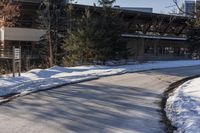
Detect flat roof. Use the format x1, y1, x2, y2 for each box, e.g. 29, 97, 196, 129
121, 34, 187, 41
71, 4, 191, 21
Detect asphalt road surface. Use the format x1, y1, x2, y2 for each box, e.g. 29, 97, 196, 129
1, 66, 200, 133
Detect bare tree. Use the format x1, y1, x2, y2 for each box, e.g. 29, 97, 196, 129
0, 0, 20, 27
0, 0, 20, 58
173, 0, 196, 16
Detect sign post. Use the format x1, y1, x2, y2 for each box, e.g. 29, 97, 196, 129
13, 46, 21, 77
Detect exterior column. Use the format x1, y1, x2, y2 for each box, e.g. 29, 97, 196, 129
0, 26, 5, 57
138, 38, 145, 61
154, 40, 158, 56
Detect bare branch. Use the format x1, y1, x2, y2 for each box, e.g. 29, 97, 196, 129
173, 0, 195, 16
0, 0, 20, 27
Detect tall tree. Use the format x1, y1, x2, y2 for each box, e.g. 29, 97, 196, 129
63, 0, 127, 66
96, 0, 127, 63
38, 0, 66, 67
63, 8, 101, 65
187, 1, 200, 58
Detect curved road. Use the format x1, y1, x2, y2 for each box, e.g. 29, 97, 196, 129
1, 66, 200, 133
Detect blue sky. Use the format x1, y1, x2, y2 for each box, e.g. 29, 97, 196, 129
76, 0, 188, 13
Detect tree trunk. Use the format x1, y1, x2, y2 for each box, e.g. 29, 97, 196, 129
48, 33, 53, 67
48, 0, 53, 68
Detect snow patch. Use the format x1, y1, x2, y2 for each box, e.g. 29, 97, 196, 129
1, 60, 200, 98
166, 77, 200, 133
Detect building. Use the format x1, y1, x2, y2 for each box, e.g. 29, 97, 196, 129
0, 0, 45, 58
73, 4, 190, 61
121, 7, 153, 13
185, 0, 196, 15
113, 5, 153, 13
0, 1, 192, 71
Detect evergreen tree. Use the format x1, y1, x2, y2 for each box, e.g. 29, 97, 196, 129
63, 1, 127, 66
63, 8, 100, 65
187, 27, 200, 58
96, 0, 127, 62
38, 0, 66, 67
187, 1, 200, 59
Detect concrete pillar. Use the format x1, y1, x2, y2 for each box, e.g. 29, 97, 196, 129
140, 39, 145, 56
0, 27, 5, 57
153, 39, 158, 56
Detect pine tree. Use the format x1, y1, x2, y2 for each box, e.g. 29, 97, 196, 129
63, 0, 127, 66
96, 0, 127, 63
63, 8, 99, 65
38, 0, 66, 67
187, 1, 200, 59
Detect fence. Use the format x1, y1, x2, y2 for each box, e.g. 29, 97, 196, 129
0, 47, 21, 76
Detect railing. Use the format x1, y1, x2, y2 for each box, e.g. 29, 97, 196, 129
0, 49, 41, 59
12, 0, 42, 3
0, 50, 13, 59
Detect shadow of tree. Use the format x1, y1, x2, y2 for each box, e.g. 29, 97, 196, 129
140, 65, 200, 78
2, 66, 200, 132
0, 82, 165, 133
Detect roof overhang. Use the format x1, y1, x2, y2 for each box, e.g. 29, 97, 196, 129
0, 27, 46, 42
121, 34, 187, 41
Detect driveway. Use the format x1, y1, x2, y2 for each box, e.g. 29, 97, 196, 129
1, 66, 200, 133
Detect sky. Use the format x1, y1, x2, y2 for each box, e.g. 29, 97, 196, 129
75, 0, 189, 13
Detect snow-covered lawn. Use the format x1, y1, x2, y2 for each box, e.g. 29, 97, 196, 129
1, 60, 200, 99
166, 77, 200, 133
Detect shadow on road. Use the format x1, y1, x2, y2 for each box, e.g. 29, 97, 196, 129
140, 65, 200, 78
2, 66, 200, 132
0, 82, 164, 133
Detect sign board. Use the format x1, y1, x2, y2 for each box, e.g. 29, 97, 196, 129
13, 46, 21, 77
14, 48, 21, 60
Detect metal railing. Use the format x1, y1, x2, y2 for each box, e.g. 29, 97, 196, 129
12, 0, 42, 3
0, 50, 13, 59
0, 50, 42, 59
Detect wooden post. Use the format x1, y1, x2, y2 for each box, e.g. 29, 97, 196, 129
12, 46, 15, 77
18, 46, 21, 77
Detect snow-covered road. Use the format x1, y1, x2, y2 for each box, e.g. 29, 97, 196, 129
1, 66, 200, 133
1, 60, 200, 98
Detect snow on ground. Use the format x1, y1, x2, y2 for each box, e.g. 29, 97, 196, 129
1, 60, 200, 98
166, 77, 200, 133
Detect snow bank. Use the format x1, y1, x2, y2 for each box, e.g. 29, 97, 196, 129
1, 60, 200, 98
166, 78, 200, 133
